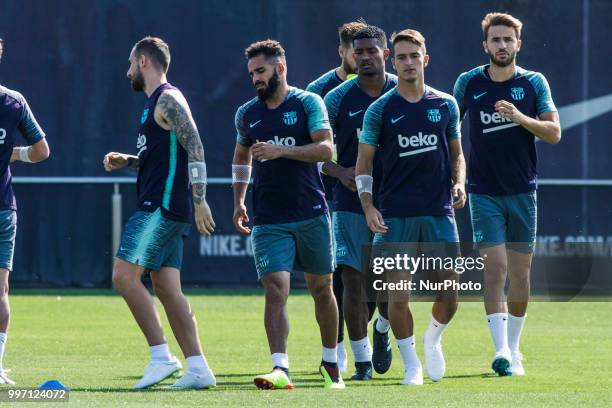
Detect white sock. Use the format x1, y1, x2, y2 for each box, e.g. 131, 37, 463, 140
150, 343, 172, 362
508, 313, 526, 353
186, 355, 210, 375
337, 341, 346, 358
322, 346, 337, 364
349, 337, 372, 363
376, 315, 390, 334
424, 317, 448, 345
397, 336, 420, 369
487, 313, 509, 353
0, 333, 6, 371
272, 353, 289, 370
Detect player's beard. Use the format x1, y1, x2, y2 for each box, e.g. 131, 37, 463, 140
257, 69, 280, 101
342, 58, 356, 76
131, 67, 145, 92
488, 49, 517, 68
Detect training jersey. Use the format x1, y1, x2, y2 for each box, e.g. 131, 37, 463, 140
0, 85, 45, 211
306, 69, 344, 202
453, 65, 557, 196
235, 87, 331, 225
324, 74, 397, 213
136, 82, 192, 223
359, 86, 461, 218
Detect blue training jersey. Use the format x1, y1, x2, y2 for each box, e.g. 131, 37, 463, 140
136, 82, 192, 223
0, 85, 45, 211
453, 65, 557, 196
324, 73, 397, 213
360, 86, 461, 218
235, 87, 331, 225
306, 69, 344, 202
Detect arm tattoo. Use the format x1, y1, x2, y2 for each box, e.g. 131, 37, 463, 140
158, 92, 206, 204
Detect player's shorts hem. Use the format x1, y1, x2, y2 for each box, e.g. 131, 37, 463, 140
115, 253, 161, 271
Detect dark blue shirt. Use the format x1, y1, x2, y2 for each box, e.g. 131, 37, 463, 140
0, 85, 45, 211
453, 65, 557, 196
360, 86, 461, 218
324, 74, 397, 213
235, 87, 331, 225
136, 83, 192, 223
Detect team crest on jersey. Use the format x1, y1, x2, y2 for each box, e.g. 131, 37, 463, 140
283, 111, 298, 126
511, 87, 525, 101
427, 109, 441, 123
140, 108, 149, 124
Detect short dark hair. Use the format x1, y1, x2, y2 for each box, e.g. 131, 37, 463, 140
390, 29, 427, 55
133, 36, 171, 73
244, 39, 286, 61
482, 12, 523, 40
352, 25, 387, 49
338, 19, 368, 48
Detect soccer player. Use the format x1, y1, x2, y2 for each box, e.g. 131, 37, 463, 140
103, 37, 216, 390
322, 25, 397, 380
453, 13, 560, 376
0, 38, 50, 385
356, 29, 465, 385
306, 19, 367, 373
232, 40, 344, 390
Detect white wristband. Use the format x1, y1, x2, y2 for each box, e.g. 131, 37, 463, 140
232, 164, 252, 184
18, 147, 33, 163
355, 175, 373, 196
188, 162, 207, 184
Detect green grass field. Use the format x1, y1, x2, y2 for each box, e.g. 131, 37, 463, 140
3, 289, 611, 407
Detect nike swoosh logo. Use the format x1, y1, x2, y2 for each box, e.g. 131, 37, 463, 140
249, 120, 262, 128
558, 93, 612, 130
473, 91, 487, 99
391, 115, 405, 124
349, 110, 363, 117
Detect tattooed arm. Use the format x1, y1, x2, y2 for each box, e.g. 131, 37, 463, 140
155, 89, 215, 235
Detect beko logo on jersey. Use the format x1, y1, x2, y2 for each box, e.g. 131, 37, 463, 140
397, 132, 438, 157
0, 128, 6, 144
267, 135, 296, 146
479, 111, 520, 134
137, 134, 147, 156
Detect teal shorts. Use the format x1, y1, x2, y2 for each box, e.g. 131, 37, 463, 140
117, 208, 190, 271
469, 192, 537, 253
251, 214, 335, 280
333, 211, 372, 272
0, 210, 17, 271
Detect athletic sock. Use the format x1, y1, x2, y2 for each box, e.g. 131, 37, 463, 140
322, 346, 338, 364
186, 355, 210, 375
508, 313, 526, 353
487, 313, 509, 353
375, 315, 390, 334
424, 316, 448, 345
396, 336, 420, 369
150, 343, 172, 362
0, 332, 6, 371
271, 353, 289, 370
349, 336, 372, 363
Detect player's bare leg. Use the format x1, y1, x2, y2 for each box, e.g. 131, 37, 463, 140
0, 268, 13, 385
506, 250, 532, 375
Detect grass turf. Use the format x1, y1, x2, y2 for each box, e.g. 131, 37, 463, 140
2, 289, 611, 407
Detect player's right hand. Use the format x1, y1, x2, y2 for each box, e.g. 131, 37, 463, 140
339, 166, 357, 192
103, 152, 128, 172
234, 204, 251, 234
364, 205, 388, 234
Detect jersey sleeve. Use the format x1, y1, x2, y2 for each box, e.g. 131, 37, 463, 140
359, 98, 385, 146
529, 72, 557, 115
305, 79, 324, 96
18, 97, 45, 144
234, 105, 252, 147
443, 96, 461, 140
452, 72, 470, 118
302, 92, 331, 134
323, 88, 343, 131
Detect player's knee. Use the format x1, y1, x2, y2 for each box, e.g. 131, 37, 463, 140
309, 278, 334, 302
485, 262, 507, 286
112, 269, 136, 292
0, 281, 8, 299
264, 281, 288, 305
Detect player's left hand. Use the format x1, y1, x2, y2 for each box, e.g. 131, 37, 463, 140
252, 142, 284, 162
452, 183, 466, 209
194, 200, 216, 235
495, 100, 526, 125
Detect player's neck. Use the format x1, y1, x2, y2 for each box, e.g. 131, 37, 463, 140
358, 71, 387, 97
396, 78, 425, 103
487, 62, 516, 82
264, 82, 289, 109
144, 75, 167, 97
335, 66, 348, 81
